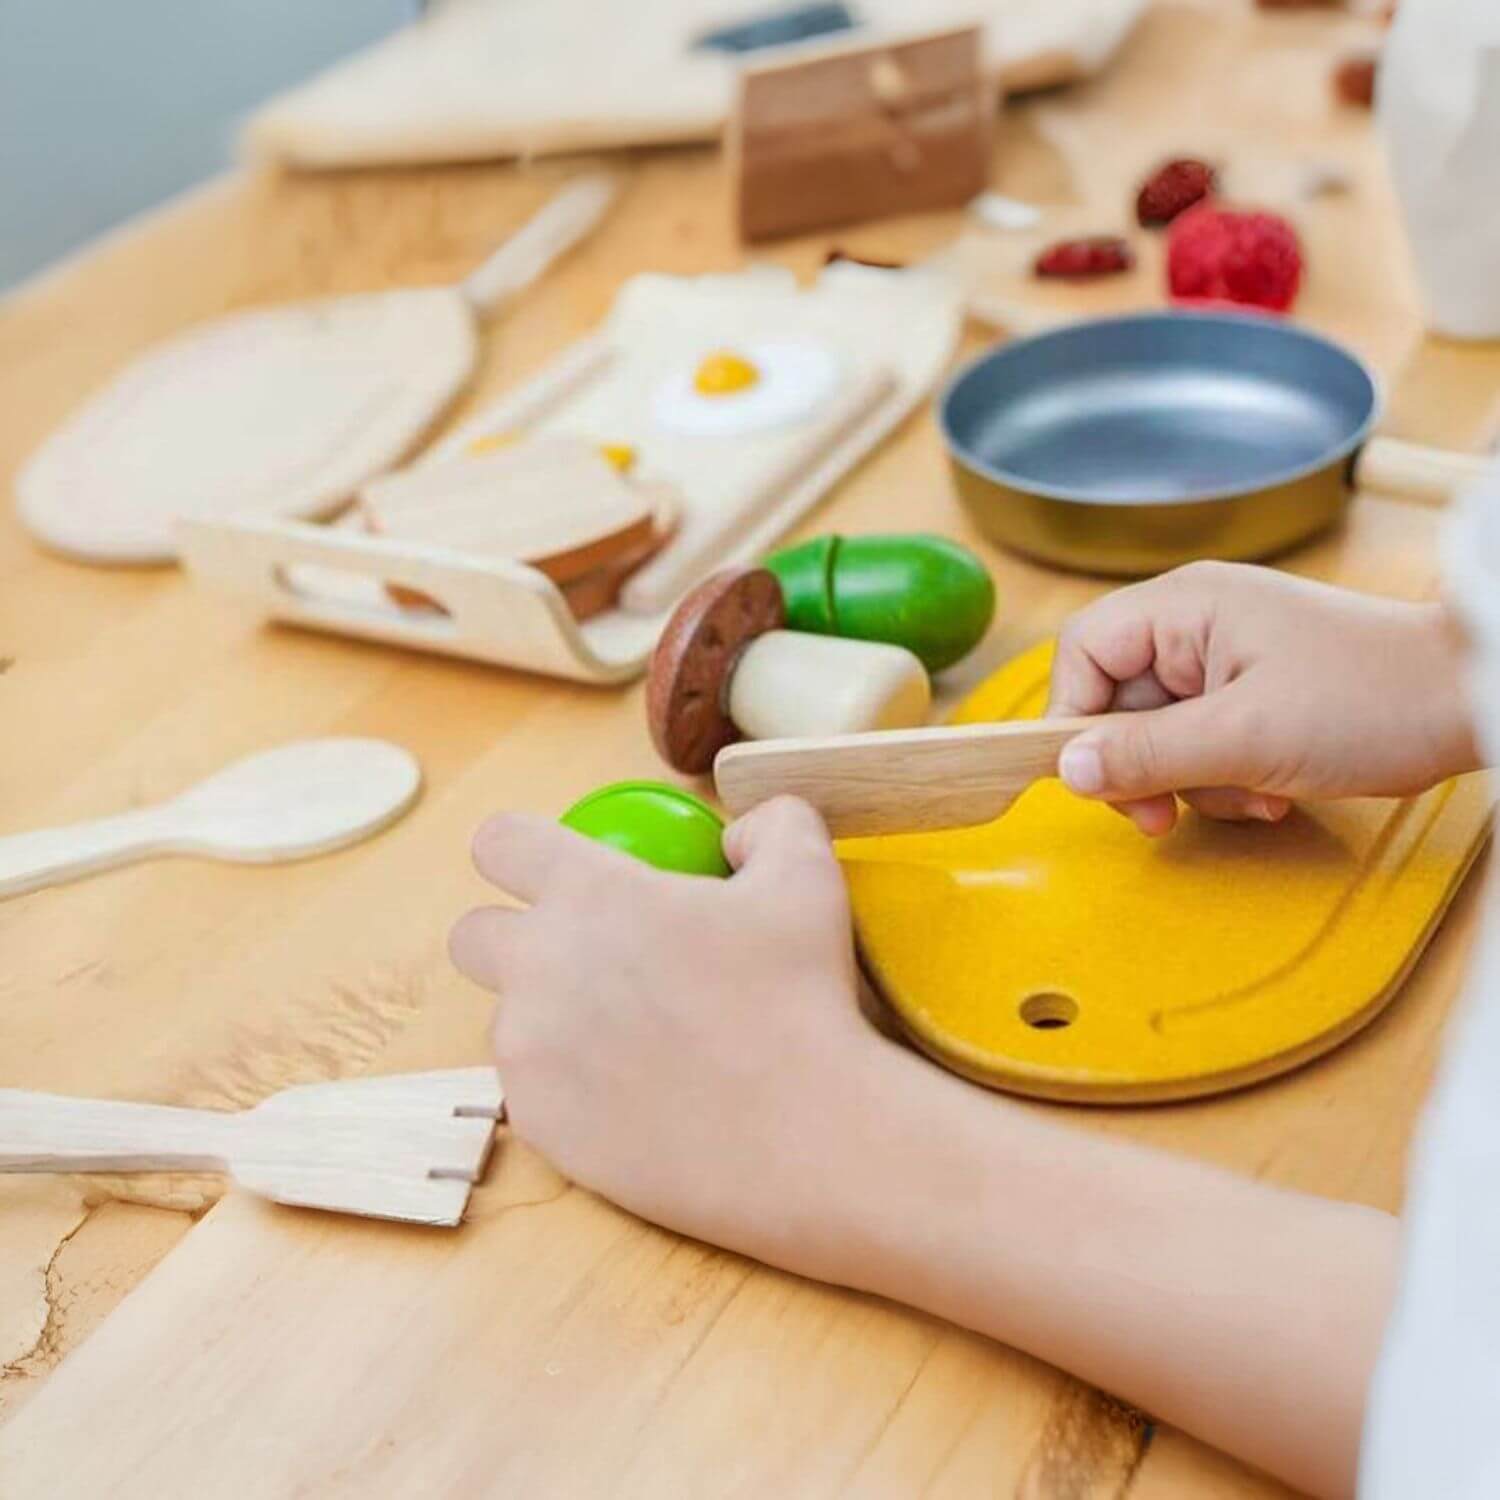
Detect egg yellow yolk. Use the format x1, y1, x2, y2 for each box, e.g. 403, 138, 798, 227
598, 442, 636, 472
466, 430, 520, 456
693, 351, 759, 397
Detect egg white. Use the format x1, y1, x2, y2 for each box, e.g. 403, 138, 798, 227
652, 342, 841, 437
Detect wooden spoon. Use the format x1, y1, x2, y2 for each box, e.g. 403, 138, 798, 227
714, 718, 1105, 837
0, 738, 421, 899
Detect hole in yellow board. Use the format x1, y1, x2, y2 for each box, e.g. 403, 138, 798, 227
1020, 992, 1077, 1030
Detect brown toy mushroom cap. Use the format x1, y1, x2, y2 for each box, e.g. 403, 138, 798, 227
646, 566, 785, 774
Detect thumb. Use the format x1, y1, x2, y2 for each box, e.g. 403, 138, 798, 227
1057, 692, 1264, 804
723, 795, 836, 879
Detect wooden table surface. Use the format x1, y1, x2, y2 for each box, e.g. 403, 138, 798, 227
1, 4, 1497, 1495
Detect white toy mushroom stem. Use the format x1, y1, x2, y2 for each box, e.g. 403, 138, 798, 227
728, 630, 930, 742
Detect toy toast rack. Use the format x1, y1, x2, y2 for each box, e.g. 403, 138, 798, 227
177, 261, 962, 684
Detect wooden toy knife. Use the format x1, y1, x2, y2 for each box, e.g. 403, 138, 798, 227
713, 717, 1107, 837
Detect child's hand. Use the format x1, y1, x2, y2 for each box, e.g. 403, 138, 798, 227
450, 773, 1400, 1500
1047, 561, 1480, 835
448, 796, 898, 1281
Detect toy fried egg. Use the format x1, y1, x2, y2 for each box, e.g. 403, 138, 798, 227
653, 343, 840, 437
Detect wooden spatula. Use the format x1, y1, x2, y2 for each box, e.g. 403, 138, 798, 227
713, 717, 1105, 837
0, 1069, 504, 1227
17, 174, 618, 564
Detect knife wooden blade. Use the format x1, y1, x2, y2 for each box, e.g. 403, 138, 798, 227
713, 717, 1106, 838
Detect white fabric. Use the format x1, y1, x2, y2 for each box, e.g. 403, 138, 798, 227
1378, 3, 1500, 339
1361, 480, 1500, 1496
242, 0, 1148, 169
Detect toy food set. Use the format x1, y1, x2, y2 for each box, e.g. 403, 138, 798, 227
835, 641, 1494, 1103
16, 176, 617, 564
730, 27, 994, 241
0, 1069, 503, 1227
647, 534, 994, 774
178, 261, 964, 685
243, 0, 1150, 171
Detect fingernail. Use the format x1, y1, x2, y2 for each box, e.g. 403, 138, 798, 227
1059, 740, 1105, 796
1250, 796, 1290, 823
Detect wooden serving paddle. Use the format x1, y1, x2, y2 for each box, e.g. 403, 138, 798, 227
0, 1069, 504, 1227
17, 174, 617, 564
714, 717, 1105, 837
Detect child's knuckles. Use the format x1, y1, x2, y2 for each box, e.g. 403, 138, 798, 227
761, 794, 831, 842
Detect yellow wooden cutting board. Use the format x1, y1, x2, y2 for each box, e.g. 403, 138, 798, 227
841, 641, 1493, 1103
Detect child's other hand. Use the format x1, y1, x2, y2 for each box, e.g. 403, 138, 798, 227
1047, 561, 1480, 836
449, 797, 894, 1280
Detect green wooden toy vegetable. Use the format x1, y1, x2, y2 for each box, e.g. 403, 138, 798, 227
762, 533, 994, 673
560, 781, 731, 878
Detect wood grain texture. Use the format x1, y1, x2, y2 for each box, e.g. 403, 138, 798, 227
0, 1, 1495, 1492
715, 716, 1102, 836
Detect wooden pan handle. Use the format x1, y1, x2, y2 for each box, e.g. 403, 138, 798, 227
713, 716, 1105, 838
1355, 436, 1493, 507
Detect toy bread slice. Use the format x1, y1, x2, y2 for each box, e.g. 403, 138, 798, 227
559, 482, 679, 620
362, 437, 657, 585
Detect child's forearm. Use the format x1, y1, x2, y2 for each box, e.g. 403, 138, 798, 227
826, 1045, 1400, 1500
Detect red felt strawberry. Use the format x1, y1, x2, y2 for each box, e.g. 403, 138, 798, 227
1166, 205, 1304, 313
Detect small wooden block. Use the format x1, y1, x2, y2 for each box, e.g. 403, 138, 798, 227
647, 567, 785, 774
730, 26, 995, 243
362, 437, 656, 585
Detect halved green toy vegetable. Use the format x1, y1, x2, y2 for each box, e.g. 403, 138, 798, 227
560, 780, 731, 878
763, 532, 995, 673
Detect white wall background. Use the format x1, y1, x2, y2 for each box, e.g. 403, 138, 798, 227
0, 0, 414, 290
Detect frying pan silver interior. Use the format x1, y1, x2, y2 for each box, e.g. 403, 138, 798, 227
939, 311, 1489, 575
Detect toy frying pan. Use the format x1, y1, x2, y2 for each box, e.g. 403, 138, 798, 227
940, 310, 1493, 576
16, 174, 617, 565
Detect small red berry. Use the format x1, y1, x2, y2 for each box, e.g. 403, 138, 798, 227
1166, 204, 1304, 313
1033, 235, 1135, 279
1136, 158, 1217, 227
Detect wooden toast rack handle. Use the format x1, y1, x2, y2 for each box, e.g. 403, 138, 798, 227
713, 716, 1106, 838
